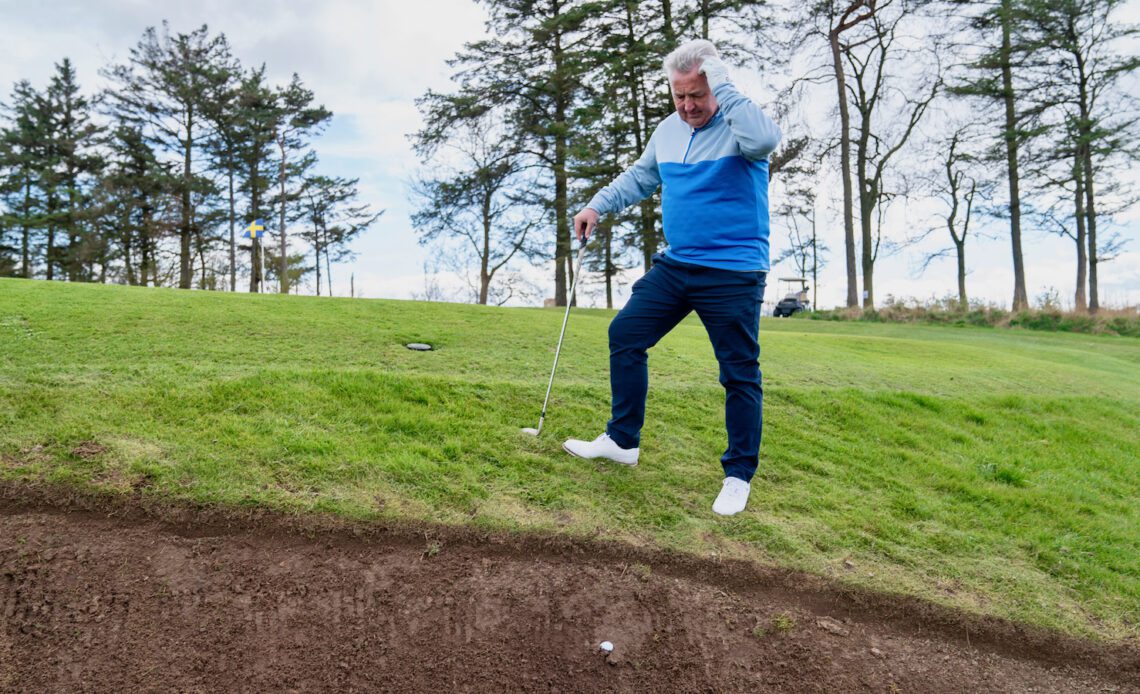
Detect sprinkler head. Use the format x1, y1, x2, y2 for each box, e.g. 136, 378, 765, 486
520, 427, 540, 436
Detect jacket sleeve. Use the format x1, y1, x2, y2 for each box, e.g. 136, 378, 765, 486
712, 82, 782, 161
585, 130, 662, 215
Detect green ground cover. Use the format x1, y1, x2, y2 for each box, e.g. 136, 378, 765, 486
2, 278, 1137, 639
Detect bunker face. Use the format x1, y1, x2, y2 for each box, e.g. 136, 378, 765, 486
405, 343, 433, 351
3, 500, 1123, 693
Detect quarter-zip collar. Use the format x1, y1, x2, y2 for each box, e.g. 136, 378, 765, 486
683, 108, 723, 164
688, 108, 724, 135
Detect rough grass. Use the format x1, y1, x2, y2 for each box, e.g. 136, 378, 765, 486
807, 297, 1140, 336
1, 277, 1137, 641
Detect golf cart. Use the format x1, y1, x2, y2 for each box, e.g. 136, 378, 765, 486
772, 277, 810, 317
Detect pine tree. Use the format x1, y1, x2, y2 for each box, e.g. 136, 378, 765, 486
0, 81, 51, 278
98, 124, 177, 286
46, 58, 105, 282
231, 66, 279, 293
102, 22, 237, 289
950, 0, 1038, 311
271, 74, 331, 294
447, 0, 602, 306
1018, 0, 1138, 313
200, 57, 245, 291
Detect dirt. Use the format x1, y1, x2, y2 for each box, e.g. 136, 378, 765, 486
2, 483, 1137, 693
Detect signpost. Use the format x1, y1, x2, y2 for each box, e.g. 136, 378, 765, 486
243, 219, 266, 293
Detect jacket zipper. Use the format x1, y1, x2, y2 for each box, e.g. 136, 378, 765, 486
682, 129, 697, 165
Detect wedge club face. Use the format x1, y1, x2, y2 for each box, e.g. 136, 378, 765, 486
521, 414, 545, 437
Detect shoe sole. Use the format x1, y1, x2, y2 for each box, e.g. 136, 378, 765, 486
561, 443, 638, 467
712, 506, 746, 516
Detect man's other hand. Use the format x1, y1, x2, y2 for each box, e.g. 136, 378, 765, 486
698, 55, 730, 89
573, 208, 599, 243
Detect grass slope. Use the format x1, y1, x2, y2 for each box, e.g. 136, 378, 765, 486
2, 278, 1137, 640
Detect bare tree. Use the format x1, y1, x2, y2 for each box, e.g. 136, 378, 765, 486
916, 123, 995, 309
295, 175, 382, 297
411, 112, 542, 305
773, 138, 829, 311
842, 3, 941, 308
824, 0, 881, 307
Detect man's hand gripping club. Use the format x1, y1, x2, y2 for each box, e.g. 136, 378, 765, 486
573, 207, 599, 243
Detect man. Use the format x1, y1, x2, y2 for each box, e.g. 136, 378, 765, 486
563, 39, 781, 516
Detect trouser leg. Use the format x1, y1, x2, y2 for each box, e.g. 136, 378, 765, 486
606, 260, 690, 449
690, 269, 767, 482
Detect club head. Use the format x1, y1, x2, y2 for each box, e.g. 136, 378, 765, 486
520, 427, 540, 436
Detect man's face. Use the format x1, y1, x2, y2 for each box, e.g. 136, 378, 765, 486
670, 68, 718, 129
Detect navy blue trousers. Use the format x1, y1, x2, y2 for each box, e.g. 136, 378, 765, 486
605, 253, 767, 482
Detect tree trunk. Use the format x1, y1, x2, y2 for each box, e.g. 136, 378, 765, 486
249, 162, 262, 293
661, 0, 675, 43
249, 237, 261, 293
123, 207, 136, 286
46, 215, 56, 280
830, 30, 859, 308
198, 236, 207, 288
141, 211, 153, 287
480, 193, 492, 305
314, 239, 322, 296
20, 176, 32, 278
638, 202, 658, 271
946, 162, 966, 310
553, 32, 571, 307
621, 5, 658, 274
325, 244, 333, 297
180, 116, 193, 289
811, 213, 819, 311
66, 160, 79, 282
1083, 149, 1099, 314
857, 118, 875, 309
604, 220, 614, 309
278, 134, 289, 294
1000, 0, 1028, 311
228, 160, 236, 292
1073, 161, 1087, 311
1074, 49, 1098, 315
955, 238, 968, 310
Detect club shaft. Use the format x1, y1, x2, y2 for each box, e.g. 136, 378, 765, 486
538, 243, 587, 427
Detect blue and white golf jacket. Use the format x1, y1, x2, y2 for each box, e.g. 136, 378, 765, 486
586, 82, 782, 272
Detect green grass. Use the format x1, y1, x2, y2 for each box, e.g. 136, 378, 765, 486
2, 277, 1137, 640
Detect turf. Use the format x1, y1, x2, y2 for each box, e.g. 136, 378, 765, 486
1, 278, 1137, 640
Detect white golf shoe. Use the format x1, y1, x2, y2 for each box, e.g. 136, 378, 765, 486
712, 477, 751, 516
562, 433, 639, 466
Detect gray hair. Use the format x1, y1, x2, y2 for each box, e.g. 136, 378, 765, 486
663, 39, 720, 79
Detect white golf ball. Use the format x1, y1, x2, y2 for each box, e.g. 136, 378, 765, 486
599, 641, 614, 653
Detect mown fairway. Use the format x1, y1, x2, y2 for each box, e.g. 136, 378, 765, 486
1, 278, 1137, 640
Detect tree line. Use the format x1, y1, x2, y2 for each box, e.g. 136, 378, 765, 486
0, 22, 381, 295
411, 0, 1136, 312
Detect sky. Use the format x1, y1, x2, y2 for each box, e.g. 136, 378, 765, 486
1, 0, 1137, 310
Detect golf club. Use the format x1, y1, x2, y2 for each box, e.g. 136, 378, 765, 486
521, 240, 588, 437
